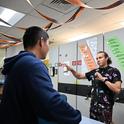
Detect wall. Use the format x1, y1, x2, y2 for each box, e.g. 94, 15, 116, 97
104, 28, 124, 124
49, 28, 124, 124
0, 49, 6, 68
6, 44, 23, 57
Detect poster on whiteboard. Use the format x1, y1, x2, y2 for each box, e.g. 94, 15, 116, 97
104, 28, 124, 87
78, 37, 98, 73
63, 61, 70, 76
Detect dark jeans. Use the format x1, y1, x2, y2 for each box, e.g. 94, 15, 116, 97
90, 101, 113, 124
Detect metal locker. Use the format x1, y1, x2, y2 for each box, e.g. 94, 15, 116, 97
77, 34, 104, 117
58, 42, 77, 108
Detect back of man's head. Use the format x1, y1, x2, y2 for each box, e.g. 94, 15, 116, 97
23, 26, 49, 49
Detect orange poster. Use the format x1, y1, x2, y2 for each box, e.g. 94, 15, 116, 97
79, 43, 97, 71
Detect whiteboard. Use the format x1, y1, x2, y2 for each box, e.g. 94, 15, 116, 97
77, 34, 104, 86
104, 28, 124, 88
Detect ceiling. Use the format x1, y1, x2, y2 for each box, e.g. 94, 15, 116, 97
0, 0, 124, 45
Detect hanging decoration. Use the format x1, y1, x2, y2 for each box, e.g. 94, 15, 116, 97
26, 0, 59, 24
0, 0, 124, 48
26, 0, 124, 30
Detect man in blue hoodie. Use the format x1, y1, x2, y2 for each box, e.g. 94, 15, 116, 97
0, 26, 81, 124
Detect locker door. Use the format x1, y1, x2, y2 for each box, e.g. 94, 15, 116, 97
104, 28, 124, 124
104, 28, 124, 87
58, 42, 77, 108
77, 34, 103, 117
49, 46, 59, 90
113, 102, 124, 124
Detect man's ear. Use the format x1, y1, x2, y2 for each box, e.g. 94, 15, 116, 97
39, 40, 43, 48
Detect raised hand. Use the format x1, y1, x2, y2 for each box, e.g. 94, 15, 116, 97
95, 72, 107, 82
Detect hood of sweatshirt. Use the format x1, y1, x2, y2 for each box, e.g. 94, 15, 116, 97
2, 51, 35, 75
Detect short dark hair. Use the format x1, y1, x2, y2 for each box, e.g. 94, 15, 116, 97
23, 26, 49, 49
97, 51, 112, 65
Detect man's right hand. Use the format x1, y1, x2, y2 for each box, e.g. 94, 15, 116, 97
65, 64, 73, 71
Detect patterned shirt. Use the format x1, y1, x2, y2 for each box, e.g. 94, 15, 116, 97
85, 66, 122, 105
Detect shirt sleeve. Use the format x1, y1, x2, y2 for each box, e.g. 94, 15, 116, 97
112, 68, 122, 83
26, 61, 81, 124
85, 69, 96, 81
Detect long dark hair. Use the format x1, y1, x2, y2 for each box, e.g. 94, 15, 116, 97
97, 51, 112, 65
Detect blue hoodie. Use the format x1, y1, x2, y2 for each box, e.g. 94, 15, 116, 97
0, 51, 81, 124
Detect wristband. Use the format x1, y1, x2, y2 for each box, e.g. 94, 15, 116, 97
103, 78, 109, 83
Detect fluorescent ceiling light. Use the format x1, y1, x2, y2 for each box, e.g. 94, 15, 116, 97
69, 33, 91, 42
0, 6, 25, 27
0, 22, 11, 27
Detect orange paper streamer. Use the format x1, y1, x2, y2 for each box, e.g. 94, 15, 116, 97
65, 0, 92, 8
65, 0, 124, 9
79, 43, 97, 71
0, 44, 10, 49
26, 0, 58, 24
65, 6, 84, 23
0, 32, 22, 42
95, 0, 124, 10
50, 6, 84, 30
0, 39, 12, 43
43, 22, 53, 31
